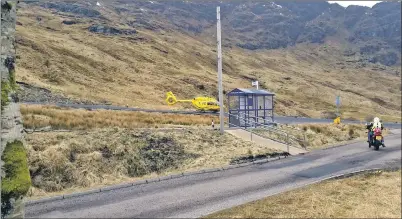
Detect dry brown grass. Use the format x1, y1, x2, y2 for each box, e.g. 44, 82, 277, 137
16, 6, 401, 121
26, 128, 280, 199
21, 104, 219, 129
206, 169, 402, 218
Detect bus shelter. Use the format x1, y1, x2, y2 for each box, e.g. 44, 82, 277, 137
227, 88, 275, 128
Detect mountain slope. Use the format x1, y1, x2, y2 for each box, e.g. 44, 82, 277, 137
15, 1, 401, 121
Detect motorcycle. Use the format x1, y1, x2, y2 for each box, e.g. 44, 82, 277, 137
369, 127, 383, 151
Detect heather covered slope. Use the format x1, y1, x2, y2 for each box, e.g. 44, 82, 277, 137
15, 1, 401, 121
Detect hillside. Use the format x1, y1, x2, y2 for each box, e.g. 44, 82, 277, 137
15, 1, 401, 121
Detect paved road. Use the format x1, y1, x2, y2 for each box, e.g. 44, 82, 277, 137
25, 130, 401, 218
22, 102, 215, 115
21, 102, 401, 128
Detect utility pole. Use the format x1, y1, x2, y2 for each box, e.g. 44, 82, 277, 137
0, 0, 3, 113
216, 6, 224, 134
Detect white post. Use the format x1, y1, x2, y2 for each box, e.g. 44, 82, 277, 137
217, 6, 224, 134
252, 81, 259, 90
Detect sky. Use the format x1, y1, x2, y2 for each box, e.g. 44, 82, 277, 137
328, 1, 382, 7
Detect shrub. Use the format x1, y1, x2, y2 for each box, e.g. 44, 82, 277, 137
309, 125, 323, 134
137, 134, 189, 174
1, 67, 17, 111
1, 141, 31, 217
348, 129, 355, 137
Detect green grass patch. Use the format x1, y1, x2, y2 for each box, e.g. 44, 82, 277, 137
9, 69, 17, 90
1, 140, 31, 217
1, 69, 18, 111
1, 81, 11, 111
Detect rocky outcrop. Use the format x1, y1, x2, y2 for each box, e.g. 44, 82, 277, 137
1, 0, 19, 142
33, 0, 401, 66
351, 2, 401, 50
1, 1, 16, 82
62, 20, 79, 25
369, 52, 399, 66
88, 24, 137, 35
41, 2, 101, 18
1, 1, 30, 218
16, 81, 97, 105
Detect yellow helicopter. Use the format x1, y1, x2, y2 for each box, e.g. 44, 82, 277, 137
165, 91, 221, 112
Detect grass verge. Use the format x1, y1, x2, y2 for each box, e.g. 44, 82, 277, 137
1, 141, 32, 217
206, 169, 401, 218
26, 128, 280, 198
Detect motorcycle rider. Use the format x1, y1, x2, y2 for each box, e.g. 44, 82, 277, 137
369, 117, 385, 147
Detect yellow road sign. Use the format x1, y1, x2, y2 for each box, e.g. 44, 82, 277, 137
334, 117, 341, 124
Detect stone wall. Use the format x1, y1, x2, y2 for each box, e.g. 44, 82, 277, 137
1, 1, 27, 218
1, 0, 17, 81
